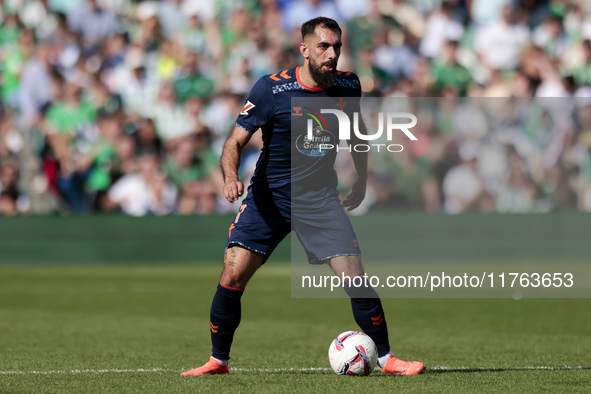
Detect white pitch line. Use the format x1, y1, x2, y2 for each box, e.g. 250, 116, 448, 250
0, 366, 588, 375
230, 366, 590, 372
0, 368, 167, 375
429, 366, 588, 371
230, 367, 331, 372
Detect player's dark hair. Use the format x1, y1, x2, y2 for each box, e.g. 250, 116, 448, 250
301, 17, 342, 41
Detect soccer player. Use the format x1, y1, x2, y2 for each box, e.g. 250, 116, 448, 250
181, 17, 425, 376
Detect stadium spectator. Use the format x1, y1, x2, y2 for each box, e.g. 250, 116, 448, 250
442, 142, 494, 214
158, 0, 185, 38
101, 33, 126, 70
67, 0, 119, 51
83, 113, 123, 207
419, 2, 463, 59
496, 146, 542, 213
430, 40, 472, 96
104, 153, 177, 216
335, 0, 368, 21
133, 1, 164, 52
474, 5, 530, 72
377, 0, 426, 39
152, 81, 195, 141
105, 45, 160, 118
112, 133, 139, 180
133, 118, 163, 157
18, 41, 54, 126
346, 0, 403, 66
43, 82, 97, 212
155, 39, 181, 81
0, 159, 26, 216
2, 28, 33, 109
176, 3, 215, 56
164, 133, 217, 214
572, 39, 591, 86
19, 0, 54, 37
173, 51, 214, 101
282, 0, 342, 33
374, 30, 419, 83
532, 15, 569, 63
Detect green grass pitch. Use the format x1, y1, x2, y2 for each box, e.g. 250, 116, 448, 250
0, 265, 590, 393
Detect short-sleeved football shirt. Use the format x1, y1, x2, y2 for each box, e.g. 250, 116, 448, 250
235, 66, 361, 206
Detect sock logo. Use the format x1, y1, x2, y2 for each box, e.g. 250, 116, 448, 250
371, 313, 383, 326
210, 322, 219, 333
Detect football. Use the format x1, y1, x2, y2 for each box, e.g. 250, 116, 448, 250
328, 331, 378, 376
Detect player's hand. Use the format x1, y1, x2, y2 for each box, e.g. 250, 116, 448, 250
223, 180, 244, 203
342, 179, 366, 211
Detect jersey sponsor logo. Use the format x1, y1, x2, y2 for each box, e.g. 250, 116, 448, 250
295, 126, 336, 157
294, 106, 335, 156
292, 106, 303, 116
240, 101, 255, 115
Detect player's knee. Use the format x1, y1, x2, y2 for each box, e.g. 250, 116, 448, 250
329, 255, 364, 278
220, 246, 264, 289
220, 270, 248, 290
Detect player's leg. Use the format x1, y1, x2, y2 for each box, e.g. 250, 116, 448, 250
327, 256, 390, 357
182, 193, 290, 376
328, 255, 425, 375
212, 246, 265, 359
181, 246, 264, 376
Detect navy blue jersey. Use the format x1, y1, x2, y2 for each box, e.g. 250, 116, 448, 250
235, 66, 361, 205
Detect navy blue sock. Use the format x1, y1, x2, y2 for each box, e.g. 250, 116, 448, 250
344, 281, 390, 357
210, 283, 244, 360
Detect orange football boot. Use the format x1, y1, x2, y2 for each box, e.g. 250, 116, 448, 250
180, 358, 229, 376
380, 356, 425, 375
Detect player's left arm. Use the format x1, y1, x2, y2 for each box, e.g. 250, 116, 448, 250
342, 104, 368, 211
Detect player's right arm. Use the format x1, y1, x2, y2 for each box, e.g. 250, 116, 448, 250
221, 125, 253, 203
222, 76, 275, 203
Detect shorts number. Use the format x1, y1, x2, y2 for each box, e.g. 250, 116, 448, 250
229, 205, 247, 237
235, 204, 247, 223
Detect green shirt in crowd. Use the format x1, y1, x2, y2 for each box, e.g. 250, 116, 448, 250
164, 148, 218, 188
0, 24, 20, 47
173, 73, 214, 102
1, 48, 25, 103
86, 140, 116, 192
46, 99, 97, 135
431, 60, 472, 96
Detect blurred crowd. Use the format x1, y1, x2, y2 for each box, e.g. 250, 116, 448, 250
344, 97, 591, 215
1, 0, 591, 216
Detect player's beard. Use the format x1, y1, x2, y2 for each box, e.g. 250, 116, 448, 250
309, 57, 337, 88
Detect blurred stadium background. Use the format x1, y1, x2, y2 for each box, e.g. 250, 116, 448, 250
1, 0, 591, 216
2, 2, 591, 391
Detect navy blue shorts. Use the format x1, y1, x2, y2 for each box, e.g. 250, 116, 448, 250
225, 192, 360, 264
